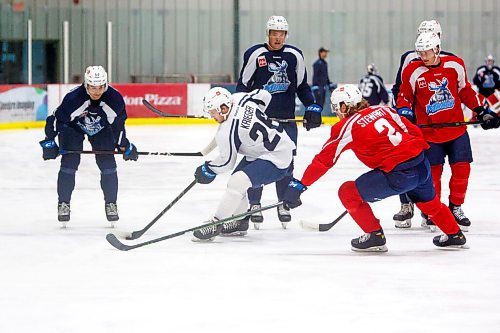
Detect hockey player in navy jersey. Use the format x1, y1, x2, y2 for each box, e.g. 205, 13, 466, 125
473, 54, 500, 113
358, 63, 389, 106
192, 87, 295, 241
39, 66, 138, 226
391, 20, 456, 229
236, 15, 321, 228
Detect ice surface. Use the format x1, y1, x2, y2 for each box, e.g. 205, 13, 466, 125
1, 125, 499, 333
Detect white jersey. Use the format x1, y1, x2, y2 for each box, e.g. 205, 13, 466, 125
207, 89, 295, 174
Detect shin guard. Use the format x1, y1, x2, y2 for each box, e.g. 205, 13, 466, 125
449, 162, 470, 206
416, 195, 460, 234
430, 164, 444, 200
338, 181, 381, 233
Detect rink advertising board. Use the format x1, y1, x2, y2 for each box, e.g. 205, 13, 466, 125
113, 83, 187, 118
0, 85, 48, 123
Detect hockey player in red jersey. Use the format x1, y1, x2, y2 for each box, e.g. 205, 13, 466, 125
283, 84, 467, 252
397, 32, 500, 231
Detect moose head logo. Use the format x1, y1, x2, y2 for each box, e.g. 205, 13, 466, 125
263, 60, 290, 94
426, 78, 455, 114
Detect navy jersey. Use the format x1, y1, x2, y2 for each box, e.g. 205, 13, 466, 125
236, 43, 315, 119
312, 58, 332, 88
391, 49, 455, 101
45, 84, 129, 147
473, 65, 500, 97
359, 74, 389, 106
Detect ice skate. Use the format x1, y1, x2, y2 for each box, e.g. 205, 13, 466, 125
351, 229, 388, 252
192, 220, 223, 242
421, 212, 436, 232
105, 202, 119, 227
277, 204, 291, 229
449, 204, 471, 232
221, 216, 249, 237
393, 203, 414, 228
433, 230, 469, 249
250, 204, 263, 229
58, 202, 70, 228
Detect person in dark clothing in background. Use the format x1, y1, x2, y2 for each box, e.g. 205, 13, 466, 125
312, 47, 337, 110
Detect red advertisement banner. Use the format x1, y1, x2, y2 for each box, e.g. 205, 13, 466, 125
113, 83, 187, 118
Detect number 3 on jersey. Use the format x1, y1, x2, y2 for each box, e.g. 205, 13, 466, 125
374, 118, 402, 146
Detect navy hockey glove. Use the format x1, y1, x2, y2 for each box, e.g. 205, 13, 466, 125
328, 83, 338, 92
195, 162, 216, 184
122, 143, 139, 161
474, 106, 500, 130
283, 179, 308, 209
39, 138, 59, 160
397, 107, 415, 123
304, 104, 322, 131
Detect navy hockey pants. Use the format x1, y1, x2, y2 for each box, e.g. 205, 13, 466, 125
57, 126, 118, 204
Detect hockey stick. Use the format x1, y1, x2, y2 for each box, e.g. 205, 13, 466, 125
106, 202, 282, 251
60, 150, 203, 156
122, 179, 197, 240
142, 99, 303, 123
419, 121, 483, 128
299, 210, 348, 232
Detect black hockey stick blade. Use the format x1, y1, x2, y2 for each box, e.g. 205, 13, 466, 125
143, 99, 205, 118
106, 202, 282, 251
144, 98, 301, 123
419, 120, 483, 128
318, 210, 349, 232
125, 179, 197, 240
60, 150, 203, 157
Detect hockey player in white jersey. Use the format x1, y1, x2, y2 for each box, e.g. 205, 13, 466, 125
192, 87, 295, 241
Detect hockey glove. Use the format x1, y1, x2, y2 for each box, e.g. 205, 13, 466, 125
304, 104, 323, 131
397, 107, 416, 123
283, 178, 308, 209
195, 162, 216, 184
122, 143, 139, 161
328, 83, 338, 92
39, 138, 59, 160
474, 106, 500, 130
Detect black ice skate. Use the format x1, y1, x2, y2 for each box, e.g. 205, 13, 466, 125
58, 202, 70, 227
433, 230, 469, 249
393, 203, 414, 228
250, 204, 264, 229
192, 220, 223, 242
421, 212, 437, 232
449, 204, 471, 232
105, 202, 119, 226
277, 204, 291, 229
221, 216, 249, 237
351, 229, 388, 252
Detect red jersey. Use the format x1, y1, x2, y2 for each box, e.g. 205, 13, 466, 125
300, 105, 429, 187
397, 55, 482, 143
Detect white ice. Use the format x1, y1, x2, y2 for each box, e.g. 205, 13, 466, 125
1, 124, 499, 333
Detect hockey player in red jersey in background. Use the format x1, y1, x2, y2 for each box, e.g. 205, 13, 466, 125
282, 84, 467, 252
396, 32, 500, 231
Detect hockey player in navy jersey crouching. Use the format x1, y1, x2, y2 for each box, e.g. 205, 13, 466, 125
192, 87, 296, 242
39, 66, 138, 226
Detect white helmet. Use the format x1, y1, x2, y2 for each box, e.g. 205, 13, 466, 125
367, 63, 377, 75
84, 65, 108, 90
415, 31, 440, 54
266, 15, 288, 37
330, 84, 363, 116
203, 87, 233, 120
485, 54, 495, 69
417, 20, 442, 37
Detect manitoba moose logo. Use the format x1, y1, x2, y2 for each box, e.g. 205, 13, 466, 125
263, 60, 290, 94
426, 78, 455, 115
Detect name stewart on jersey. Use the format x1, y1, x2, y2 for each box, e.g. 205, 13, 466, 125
240, 105, 255, 130
356, 108, 386, 127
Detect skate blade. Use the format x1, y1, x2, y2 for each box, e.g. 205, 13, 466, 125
253, 222, 262, 230
281, 222, 288, 229
109, 222, 116, 229
395, 219, 412, 229
437, 244, 470, 250
459, 225, 469, 232
351, 245, 388, 253
191, 236, 216, 243
60, 222, 68, 229
220, 231, 247, 237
